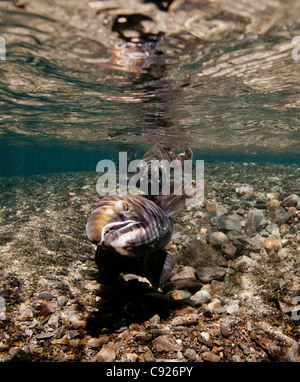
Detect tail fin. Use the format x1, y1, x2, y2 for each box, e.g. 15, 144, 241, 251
142, 143, 193, 164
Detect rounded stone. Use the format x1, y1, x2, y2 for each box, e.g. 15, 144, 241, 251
183, 348, 197, 361
190, 290, 211, 305
209, 231, 228, 247
264, 237, 282, 252
233, 255, 253, 271
171, 266, 196, 281
95, 342, 117, 362
206, 201, 219, 211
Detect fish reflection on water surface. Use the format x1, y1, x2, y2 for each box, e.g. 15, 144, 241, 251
86, 144, 196, 288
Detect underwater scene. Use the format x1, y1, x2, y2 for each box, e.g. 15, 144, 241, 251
0, 0, 299, 363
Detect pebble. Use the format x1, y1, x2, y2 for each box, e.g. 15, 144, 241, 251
162, 279, 203, 294
38, 299, 55, 317
216, 215, 242, 231
84, 282, 99, 292
168, 290, 192, 300
37, 277, 48, 288
47, 313, 59, 328
245, 209, 267, 237
277, 247, 289, 261
19, 306, 33, 321
217, 206, 228, 217
211, 280, 226, 294
186, 240, 219, 267
35, 290, 52, 300
124, 353, 138, 362
279, 224, 289, 234
236, 185, 254, 195
246, 354, 257, 362
170, 266, 196, 281
57, 296, 67, 306
94, 342, 117, 362
149, 314, 160, 324
190, 290, 211, 305
238, 341, 250, 355
71, 319, 86, 329
221, 241, 237, 259
196, 266, 226, 283
267, 192, 279, 199
54, 326, 66, 339
144, 348, 156, 362
152, 335, 182, 353
220, 323, 231, 337
202, 351, 221, 362
209, 231, 228, 247
266, 223, 280, 237
134, 331, 153, 344
227, 231, 263, 251
200, 227, 207, 235
172, 313, 199, 327
267, 206, 292, 225
88, 335, 109, 349
264, 237, 282, 252
226, 301, 239, 315
67, 312, 86, 329
201, 331, 210, 342
231, 355, 241, 362
35, 332, 54, 340
206, 201, 219, 211
267, 200, 281, 207
206, 298, 221, 312
233, 255, 253, 271
282, 194, 299, 207
183, 348, 197, 361
55, 335, 69, 345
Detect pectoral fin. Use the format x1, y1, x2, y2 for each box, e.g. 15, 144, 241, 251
143, 250, 175, 289
158, 252, 175, 286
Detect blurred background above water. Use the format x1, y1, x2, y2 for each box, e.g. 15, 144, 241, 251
0, 0, 299, 176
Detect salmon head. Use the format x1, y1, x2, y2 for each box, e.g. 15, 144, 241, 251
86, 194, 173, 257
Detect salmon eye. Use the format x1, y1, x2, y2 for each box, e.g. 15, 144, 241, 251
116, 200, 130, 213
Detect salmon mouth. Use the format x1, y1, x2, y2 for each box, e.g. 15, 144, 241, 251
100, 220, 137, 245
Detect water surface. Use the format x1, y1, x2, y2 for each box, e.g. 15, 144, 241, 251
0, 0, 299, 176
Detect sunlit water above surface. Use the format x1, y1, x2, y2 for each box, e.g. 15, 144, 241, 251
0, 0, 299, 176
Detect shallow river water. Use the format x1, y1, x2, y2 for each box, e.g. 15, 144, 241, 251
0, 0, 299, 176
0, 0, 300, 363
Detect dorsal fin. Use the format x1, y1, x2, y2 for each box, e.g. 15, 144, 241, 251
139, 144, 195, 215
154, 181, 196, 217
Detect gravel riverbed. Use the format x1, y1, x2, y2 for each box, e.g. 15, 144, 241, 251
0, 162, 299, 362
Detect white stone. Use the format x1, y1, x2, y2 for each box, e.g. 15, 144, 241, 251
226, 300, 240, 314
190, 290, 211, 305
